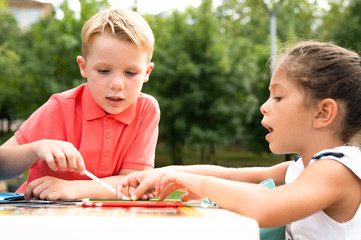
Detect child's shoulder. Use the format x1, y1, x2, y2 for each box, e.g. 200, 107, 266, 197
137, 93, 160, 111
313, 146, 361, 179
52, 84, 86, 101
138, 92, 158, 104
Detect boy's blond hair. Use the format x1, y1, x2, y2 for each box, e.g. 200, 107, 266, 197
81, 8, 154, 61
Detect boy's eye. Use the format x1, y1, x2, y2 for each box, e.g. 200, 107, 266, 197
98, 69, 110, 74
126, 71, 137, 76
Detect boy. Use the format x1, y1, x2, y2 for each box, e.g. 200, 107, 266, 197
0, 8, 159, 200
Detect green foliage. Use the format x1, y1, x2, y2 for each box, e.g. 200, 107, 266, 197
0, 0, 359, 163
317, 0, 361, 52
79, 0, 110, 24
19, 6, 82, 117
0, 9, 22, 125
14, 0, 109, 118
145, 0, 265, 163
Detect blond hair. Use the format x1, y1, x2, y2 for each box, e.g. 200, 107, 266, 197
81, 8, 154, 61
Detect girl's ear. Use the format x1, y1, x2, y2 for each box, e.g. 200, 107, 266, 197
313, 98, 338, 128
77, 56, 87, 78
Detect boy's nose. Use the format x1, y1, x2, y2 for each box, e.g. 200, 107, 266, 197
110, 76, 125, 90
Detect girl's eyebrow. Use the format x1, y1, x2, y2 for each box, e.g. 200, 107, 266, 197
269, 82, 282, 91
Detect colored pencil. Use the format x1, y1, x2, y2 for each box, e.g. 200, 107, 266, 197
77, 201, 183, 208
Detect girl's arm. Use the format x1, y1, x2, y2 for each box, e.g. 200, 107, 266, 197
118, 161, 292, 200
163, 161, 291, 184
158, 159, 358, 228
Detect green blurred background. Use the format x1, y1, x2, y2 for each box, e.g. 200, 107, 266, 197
1, 0, 360, 190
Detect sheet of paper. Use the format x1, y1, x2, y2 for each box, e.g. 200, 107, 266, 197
0, 193, 24, 202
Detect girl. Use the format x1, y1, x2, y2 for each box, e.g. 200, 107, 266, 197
117, 41, 361, 239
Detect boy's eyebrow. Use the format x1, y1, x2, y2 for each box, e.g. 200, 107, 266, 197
93, 60, 142, 69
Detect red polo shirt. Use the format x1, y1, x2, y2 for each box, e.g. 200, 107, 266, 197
15, 84, 160, 192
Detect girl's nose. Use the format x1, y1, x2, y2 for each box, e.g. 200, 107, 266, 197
260, 101, 268, 115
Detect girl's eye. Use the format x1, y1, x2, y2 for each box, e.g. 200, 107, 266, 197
98, 69, 110, 74
273, 97, 283, 102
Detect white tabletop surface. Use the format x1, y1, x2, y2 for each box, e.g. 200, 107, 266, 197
0, 200, 259, 240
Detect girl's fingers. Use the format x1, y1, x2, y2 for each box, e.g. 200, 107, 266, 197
132, 181, 156, 200
159, 182, 179, 201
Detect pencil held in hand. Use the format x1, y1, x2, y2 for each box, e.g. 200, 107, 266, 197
83, 170, 129, 199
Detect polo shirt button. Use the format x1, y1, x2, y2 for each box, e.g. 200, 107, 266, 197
106, 132, 112, 138
104, 151, 109, 157
107, 117, 113, 121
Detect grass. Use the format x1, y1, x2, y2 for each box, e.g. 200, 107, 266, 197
155, 145, 285, 168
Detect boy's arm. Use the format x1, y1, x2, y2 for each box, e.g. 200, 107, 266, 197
0, 136, 34, 179
24, 169, 138, 200
0, 136, 86, 180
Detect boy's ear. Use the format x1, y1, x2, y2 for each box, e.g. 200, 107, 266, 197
144, 62, 154, 83
313, 98, 338, 128
77, 56, 87, 78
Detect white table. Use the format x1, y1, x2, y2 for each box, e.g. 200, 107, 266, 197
0, 201, 259, 240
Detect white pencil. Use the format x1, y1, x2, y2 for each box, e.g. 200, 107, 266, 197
83, 170, 129, 200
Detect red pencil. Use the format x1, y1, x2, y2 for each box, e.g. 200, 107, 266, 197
78, 201, 183, 208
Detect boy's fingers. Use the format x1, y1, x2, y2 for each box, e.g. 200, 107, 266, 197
53, 150, 67, 170
43, 153, 58, 171
25, 178, 44, 199
66, 153, 77, 172
76, 155, 86, 174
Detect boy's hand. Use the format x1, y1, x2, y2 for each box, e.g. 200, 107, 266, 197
25, 176, 79, 200
33, 140, 86, 174
157, 172, 206, 202
117, 169, 165, 200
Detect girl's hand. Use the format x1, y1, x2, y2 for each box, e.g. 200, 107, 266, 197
25, 176, 79, 200
157, 172, 206, 202
117, 169, 166, 200
33, 140, 86, 174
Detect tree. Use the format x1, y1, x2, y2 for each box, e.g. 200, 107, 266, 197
318, 0, 361, 52
18, 0, 110, 118
0, 9, 22, 133
146, 0, 263, 163
79, 0, 109, 25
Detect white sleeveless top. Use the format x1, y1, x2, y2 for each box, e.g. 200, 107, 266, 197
285, 146, 361, 240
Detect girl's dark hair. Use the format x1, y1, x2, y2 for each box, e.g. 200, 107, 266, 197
277, 41, 361, 143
